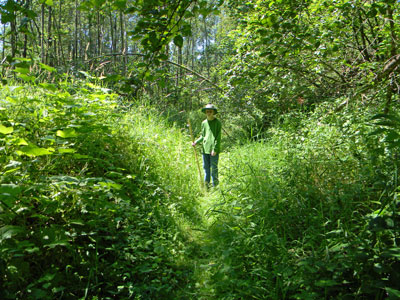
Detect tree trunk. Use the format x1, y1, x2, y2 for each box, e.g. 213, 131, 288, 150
108, 12, 114, 67
74, 0, 79, 63
47, 6, 52, 65
88, 13, 93, 59
22, 0, 31, 58
97, 11, 101, 56
10, 16, 17, 60
29, 20, 40, 59
23, 33, 28, 58
185, 21, 191, 66
1, 24, 5, 64
384, 5, 397, 114
177, 45, 182, 86
384, 84, 393, 115
110, 11, 116, 65
191, 35, 195, 70
120, 11, 126, 74
56, 0, 65, 66
203, 17, 210, 77
41, 4, 45, 63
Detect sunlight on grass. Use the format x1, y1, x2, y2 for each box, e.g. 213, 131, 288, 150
1, 85, 399, 300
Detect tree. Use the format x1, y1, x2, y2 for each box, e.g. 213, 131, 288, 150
220, 0, 400, 118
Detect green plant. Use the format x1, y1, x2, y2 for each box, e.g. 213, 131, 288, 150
198, 101, 399, 299
0, 84, 200, 299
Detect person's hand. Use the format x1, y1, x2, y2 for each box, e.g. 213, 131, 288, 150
211, 151, 216, 156
192, 142, 196, 147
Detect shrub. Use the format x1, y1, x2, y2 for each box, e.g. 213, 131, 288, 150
0, 85, 199, 299
204, 102, 400, 299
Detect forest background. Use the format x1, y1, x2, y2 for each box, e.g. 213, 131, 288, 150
1, 0, 400, 299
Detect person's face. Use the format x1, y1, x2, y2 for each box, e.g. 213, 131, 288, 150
205, 110, 215, 118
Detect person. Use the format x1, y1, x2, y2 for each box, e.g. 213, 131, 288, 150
192, 104, 222, 188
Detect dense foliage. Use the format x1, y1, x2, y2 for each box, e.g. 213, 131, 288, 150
214, 0, 400, 134
0, 84, 203, 299
1, 0, 400, 299
208, 103, 400, 299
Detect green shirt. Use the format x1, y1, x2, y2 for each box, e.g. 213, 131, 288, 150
195, 118, 222, 154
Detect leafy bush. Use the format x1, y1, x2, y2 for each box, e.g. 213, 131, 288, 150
204, 102, 400, 299
2, 83, 399, 299
0, 84, 199, 299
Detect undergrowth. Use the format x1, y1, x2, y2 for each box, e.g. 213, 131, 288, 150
1, 83, 399, 300
0, 83, 201, 299
204, 102, 400, 299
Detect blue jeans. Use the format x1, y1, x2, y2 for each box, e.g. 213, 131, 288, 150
203, 153, 219, 186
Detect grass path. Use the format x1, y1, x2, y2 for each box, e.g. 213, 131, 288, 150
175, 189, 225, 299
124, 110, 232, 298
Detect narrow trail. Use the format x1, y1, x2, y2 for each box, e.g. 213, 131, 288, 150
176, 189, 225, 299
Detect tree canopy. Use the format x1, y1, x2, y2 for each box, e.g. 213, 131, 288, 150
1, 0, 399, 120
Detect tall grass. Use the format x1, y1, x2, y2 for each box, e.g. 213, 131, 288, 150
0, 84, 202, 299
204, 102, 400, 299
117, 106, 202, 218
2, 83, 399, 299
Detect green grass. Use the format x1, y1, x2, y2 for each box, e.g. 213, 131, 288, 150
1, 83, 399, 299
195, 103, 400, 299
0, 84, 204, 299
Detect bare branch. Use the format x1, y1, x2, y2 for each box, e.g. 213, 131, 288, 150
86, 52, 224, 92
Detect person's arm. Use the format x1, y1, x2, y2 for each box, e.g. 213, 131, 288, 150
193, 121, 205, 146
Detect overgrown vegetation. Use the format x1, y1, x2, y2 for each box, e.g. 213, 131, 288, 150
206, 101, 400, 299
1, 0, 400, 299
0, 84, 202, 299
3, 82, 399, 299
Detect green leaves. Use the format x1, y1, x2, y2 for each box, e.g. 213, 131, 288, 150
41, 226, 70, 249
0, 225, 25, 243
39, 83, 57, 91
13, 67, 30, 74
12, 64, 36, 82
0, 124, 13, 134
16, 144, 54, 157
370, 113, 400, 149
112, 0, 127, 10
0, 184, 22, 197
0, 83, 196, 299
39, 0, 54, 6
0, 184, 22, 208
173, 35, 184, 48
386, 287, 400, 299
39, 63, 56, 73
17, 74, 36, 82
56, 128, 78, 138
315, 279, 339, 287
